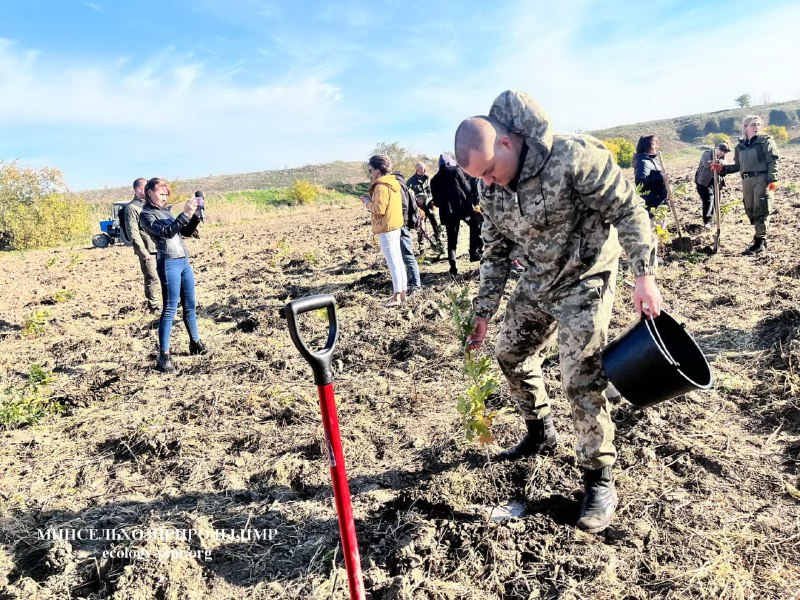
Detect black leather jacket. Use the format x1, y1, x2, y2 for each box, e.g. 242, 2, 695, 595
140, 205, 200, 259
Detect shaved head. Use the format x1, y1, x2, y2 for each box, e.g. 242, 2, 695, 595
455, 117, 508, 169
454, 116, 521, 187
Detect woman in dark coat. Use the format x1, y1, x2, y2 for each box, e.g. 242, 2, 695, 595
633, 135, 668, 217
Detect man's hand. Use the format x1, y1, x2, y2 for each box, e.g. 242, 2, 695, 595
466, 316, 488, 352
767, 182, 779, 192
633, 275, 663, 318
710, 162, 724, 173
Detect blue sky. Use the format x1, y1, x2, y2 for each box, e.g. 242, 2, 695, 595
1, 0, 798, 190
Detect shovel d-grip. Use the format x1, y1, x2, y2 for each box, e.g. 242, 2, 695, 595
282, 294, 365, 600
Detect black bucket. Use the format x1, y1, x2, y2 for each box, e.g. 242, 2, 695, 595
601, 310, 713, 408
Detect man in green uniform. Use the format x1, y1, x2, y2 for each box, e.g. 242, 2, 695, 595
454, 90, 662, 533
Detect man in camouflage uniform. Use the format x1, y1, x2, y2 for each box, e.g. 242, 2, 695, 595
454, 90, 662, 533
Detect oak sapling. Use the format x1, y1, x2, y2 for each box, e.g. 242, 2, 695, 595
445, 287, 500, 444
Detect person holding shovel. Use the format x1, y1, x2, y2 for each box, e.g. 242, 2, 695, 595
454, 90, 661, 534
695, 142, 730, 228
712, 116, 780, 255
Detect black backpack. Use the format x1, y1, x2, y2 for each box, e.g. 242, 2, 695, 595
394, 174, 421, 230
117, 203, 130, 239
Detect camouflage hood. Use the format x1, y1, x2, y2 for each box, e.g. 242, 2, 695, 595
488, 90, 553, 181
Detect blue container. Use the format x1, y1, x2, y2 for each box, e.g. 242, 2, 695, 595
99, 220, 113, 234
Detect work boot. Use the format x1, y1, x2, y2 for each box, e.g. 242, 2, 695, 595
155, 353, 175, 373
577, 466, 618, 533
189, 339, 208, 355
742, 237, 767, 256
496, 415, 558, 461
449, 260, 458, 277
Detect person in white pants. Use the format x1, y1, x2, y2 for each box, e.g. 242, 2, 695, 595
362, 154, 407, 306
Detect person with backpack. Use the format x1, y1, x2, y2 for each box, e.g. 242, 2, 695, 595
140, 178, 208, 373
362, 155, 407, 307
394, 172, 423, 295
124, 178, 160, 312
694, 142, 730, 228
713, 115, 780, 255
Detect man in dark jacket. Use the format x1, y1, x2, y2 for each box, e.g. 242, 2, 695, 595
694, 142, 729, 227
124, 178, 160, 312
407, 162, 441, 248
430, 153, 483, 276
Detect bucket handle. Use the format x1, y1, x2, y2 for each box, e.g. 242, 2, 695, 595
646, 314, 680, 368
282, 294, 339, 386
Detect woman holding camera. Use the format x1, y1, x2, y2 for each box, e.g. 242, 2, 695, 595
140, 178, 208, 372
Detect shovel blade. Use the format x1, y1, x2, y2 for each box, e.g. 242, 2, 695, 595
672, 237, 694, 253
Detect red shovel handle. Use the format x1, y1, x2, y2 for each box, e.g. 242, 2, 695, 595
283, 295, 365, 600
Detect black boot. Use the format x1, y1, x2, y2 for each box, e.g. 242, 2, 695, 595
156, 353, 175, 373
743, 237, 767, 255
448, 260, 458, 277
577, 466, 618, 533
189, 339, 208, 355
496, 415, 558, 461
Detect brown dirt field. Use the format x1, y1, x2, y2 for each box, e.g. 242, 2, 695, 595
1, 147, 799, 599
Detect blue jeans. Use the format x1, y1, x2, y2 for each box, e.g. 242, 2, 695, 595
157, 257, 200, 354
400, 226, 421, 290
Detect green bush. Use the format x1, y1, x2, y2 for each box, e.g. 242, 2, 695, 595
764, 125, 788, 145
601, 137, 635, 168
0, 163, 91, 250
0, 364, 62, 430
24, 309, 51, 336
703, 119, 719, 134
704, 132, 731, 147
768, 109, 798, 127
285, 179, 321, 205
679, 123, 703, 142
719, 117, 737, 133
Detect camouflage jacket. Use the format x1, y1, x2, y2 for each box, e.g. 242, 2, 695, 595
722, 135, 779, 183
474, 90, 657, 319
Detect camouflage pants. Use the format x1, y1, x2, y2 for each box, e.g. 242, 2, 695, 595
741, 174, 770, 239
495, 276, 616, 469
